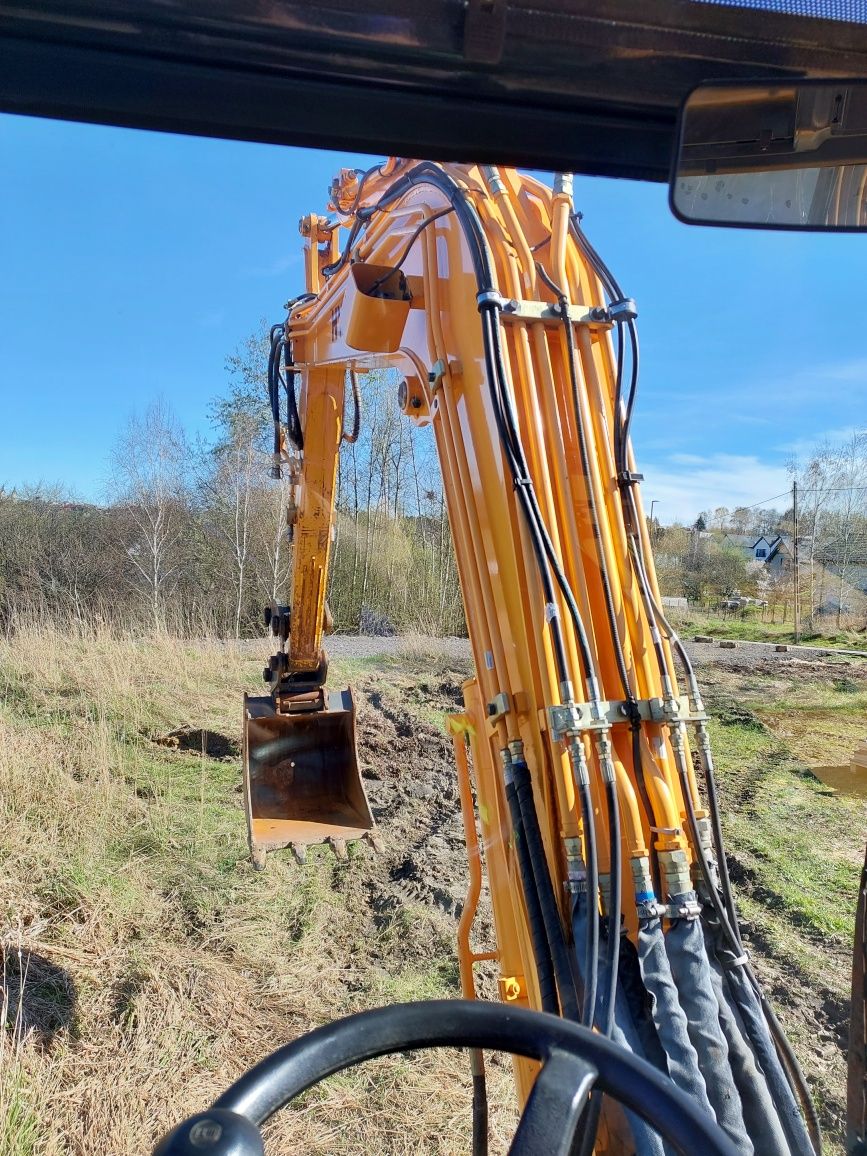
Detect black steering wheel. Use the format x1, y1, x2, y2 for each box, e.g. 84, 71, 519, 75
153, 999, 740, 1156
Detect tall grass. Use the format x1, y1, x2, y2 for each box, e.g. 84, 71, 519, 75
0, 618, 513, 1154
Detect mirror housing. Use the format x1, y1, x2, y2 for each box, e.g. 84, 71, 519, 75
670, 79, 867, 231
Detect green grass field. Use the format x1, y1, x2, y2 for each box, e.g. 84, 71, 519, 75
672, 609, 867, 649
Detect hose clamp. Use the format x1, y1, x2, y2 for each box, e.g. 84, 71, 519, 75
607, 297, 638, 322
665, 897, 703, 921
636, 899, 667, 921
476, 290, 505, 310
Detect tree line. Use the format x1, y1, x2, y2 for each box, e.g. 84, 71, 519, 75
0, 328, 464, 637
2, 329, 862, 636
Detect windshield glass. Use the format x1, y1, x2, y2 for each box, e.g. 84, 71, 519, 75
2, 110, 865, 1155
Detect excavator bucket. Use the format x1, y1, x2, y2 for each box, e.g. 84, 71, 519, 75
242, 687, 374, 865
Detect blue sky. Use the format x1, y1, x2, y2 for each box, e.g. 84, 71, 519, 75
1, 113, 864, 522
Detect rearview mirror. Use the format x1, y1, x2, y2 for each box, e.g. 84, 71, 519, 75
670, 79, 867, 230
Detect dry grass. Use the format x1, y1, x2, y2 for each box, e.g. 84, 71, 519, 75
0, 619, 515, 1154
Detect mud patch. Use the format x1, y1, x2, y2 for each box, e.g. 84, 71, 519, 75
151, 727, 238, 759
715, 703, 768, 731
339, 672, 497, 971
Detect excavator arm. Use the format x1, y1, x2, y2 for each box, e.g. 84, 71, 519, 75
242, 159, 821, 1154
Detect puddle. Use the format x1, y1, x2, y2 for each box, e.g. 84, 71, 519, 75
811, 764, 867, 798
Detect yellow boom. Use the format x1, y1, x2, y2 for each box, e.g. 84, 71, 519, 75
242, 159, 819, 1155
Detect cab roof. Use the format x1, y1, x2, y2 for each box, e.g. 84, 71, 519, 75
3, 0, 867, 178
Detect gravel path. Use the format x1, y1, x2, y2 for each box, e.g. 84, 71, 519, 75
319, 633, 866, 672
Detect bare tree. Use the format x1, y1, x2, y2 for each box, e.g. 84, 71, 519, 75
110, 399, 191, 628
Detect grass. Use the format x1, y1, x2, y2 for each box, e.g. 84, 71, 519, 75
700, 655, 867, 1144
708, 671, 867, 945
671, 609, 867, 649
2, 617, 862, 1151
0, 619, 512, 1155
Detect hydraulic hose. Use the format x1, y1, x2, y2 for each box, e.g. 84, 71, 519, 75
512, 758, 581, 1022
573, 768, 599, 1029
503, 767, 558, 1016
602, 777, 621, 1039
342, 368, 361, 445
267, 323, 284, 460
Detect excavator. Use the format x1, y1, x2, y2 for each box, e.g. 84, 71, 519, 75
153, 156, 833, 1155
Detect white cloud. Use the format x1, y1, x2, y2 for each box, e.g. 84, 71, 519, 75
641, 453, 791, 524
777, 425, 864, 460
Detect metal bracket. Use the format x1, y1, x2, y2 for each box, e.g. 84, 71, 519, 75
486, 691, 510, 721
500, 298, 613, 328
428, 358, 447, 393
463, 0, 507, 64
548, 695, 705, 740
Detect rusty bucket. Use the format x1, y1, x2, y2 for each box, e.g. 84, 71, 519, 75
242, 687, 374, 865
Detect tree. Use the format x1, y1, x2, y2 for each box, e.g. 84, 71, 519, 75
710, 506, 730, 531
110, 399, 191, 628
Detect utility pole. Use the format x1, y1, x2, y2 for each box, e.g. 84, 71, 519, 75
792, 479, 800, 643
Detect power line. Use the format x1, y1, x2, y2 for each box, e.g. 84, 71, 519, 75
740, 484, 867, 511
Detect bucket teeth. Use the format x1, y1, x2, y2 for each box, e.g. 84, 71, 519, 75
290, 842, 308, 866
330, 837, 348, 861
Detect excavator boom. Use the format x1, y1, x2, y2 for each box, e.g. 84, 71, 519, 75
241, 158, 820, 1154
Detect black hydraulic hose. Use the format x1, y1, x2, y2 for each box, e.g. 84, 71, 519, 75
469, 1050, 488, 1156
570, 213, 622, 300
267, 324, 283, 458
574, 777, 621, 1156
755, 979, 823, 1155
512, 759, 581, 1022
342, 369, 361, 445
389, 167, 593, 1032
628, 519, 745, 948
482, 304, 600, 698
271, 295, 315, 455
282, 347, 303, 451
332, 161, 384, 220
542, 266, 636, 1049
503, 771, 558, 1015
574, 774, 600, 1029
320, 213, 367, 279
551, 269, 632, 702
485, 303, 604, 1026
621, 321, 640, 455
602, 777, 622, 1039
478, 304, 571, 689
384, 166, 578, 694
675, 754, 822, 1154
571, 215, 746, 942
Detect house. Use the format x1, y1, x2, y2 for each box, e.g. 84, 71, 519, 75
722, 532, 792, 569
764, 535, 793, 572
